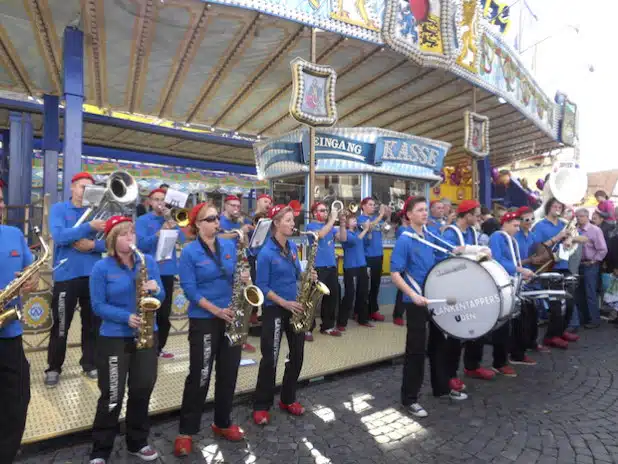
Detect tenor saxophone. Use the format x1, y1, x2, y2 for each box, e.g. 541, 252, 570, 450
291, 231, 330, 333
0, 227, 49, 329
225, 230, 264, 346
130, 244, 161, 350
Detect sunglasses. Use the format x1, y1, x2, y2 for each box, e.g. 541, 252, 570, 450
521, 217, 533, 222
200, 215, 220, 223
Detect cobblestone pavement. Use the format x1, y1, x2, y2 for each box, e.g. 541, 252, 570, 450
17, 323, 618, 464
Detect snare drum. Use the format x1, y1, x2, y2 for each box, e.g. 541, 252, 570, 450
519, 272, 569, 301
424, 256, 516, 340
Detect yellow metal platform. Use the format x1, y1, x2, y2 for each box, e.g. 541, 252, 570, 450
22, 310, 403, 444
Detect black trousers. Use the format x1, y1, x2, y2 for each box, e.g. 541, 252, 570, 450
254, 305, 305, 410
179, 318, 241, 434
545, 270, 574, 339
47, 277, 100, 373
316, 267, 339, 331
341, 267, 369, 325
91, 336, 158, 461
464, 323, 510, 370
511, 301, 537, 360
428, 323, 460, 396
0, 336, 30, 464
401, 303, 428, 405
158, 275, 175, 354
366, 256, 383, 314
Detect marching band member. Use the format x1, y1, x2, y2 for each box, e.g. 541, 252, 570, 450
252, 205, 317, 425
393, 211, 411, 326
391, 197, 467, 418
173, 203, 247, 456
45, 172, 107, 387
442, 200, 490, 384
339, 211, 372, 329
358, 197, 391, 322
427, 200, 445, 235
89, 216, 164, 464
0, 186, 39, 464
135, 188, 186, 359
531, 198, 579, 349
305, 202, 343, 339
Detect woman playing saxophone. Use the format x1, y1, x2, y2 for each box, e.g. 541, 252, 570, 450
174, 202, 250, 456
89, 216, 164, 464
252, 204, 317, 426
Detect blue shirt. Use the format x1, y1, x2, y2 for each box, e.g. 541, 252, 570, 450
49, 201, 105, 282
135, 212, 186, 276
358, 215, 384, 258
390, 230, 440, 303
256, 238, 302, 304
341, 229, 367, 269
0, 226, 34, 338
219, 215, 250, 234
514, 229, 537, 269
442, 224, 478, 247
305, 222, 337, 268
90, 254, 164, 338
396, 225, 411, 239
489, 232, 519, 276
532, 218, 568, 270
426, 216, 443, 236
179, 237, 236, 319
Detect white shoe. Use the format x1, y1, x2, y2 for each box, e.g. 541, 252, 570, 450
406, 403, 428, 417
449, 390, 468, 401
128, 445, 159, 461
89, 459, 105, 464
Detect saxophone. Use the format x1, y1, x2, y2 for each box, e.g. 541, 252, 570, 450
0, 226, 49, 329
291, 231, 330, 333
130, 244, 161, 350
225, 230, 264, 346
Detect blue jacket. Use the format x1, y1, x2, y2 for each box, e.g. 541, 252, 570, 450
426, 216, 443, 237
0, 226, 34, 338
341, 229, 366, 269
135, 212, 186, 276
256, 237, 302, 304
90, 254, 164, 338
179, 237, 236, 318
305, 222, 337, 268
532, 218, 568, 270
358, 215, 384, 258
442, 224, 478, 247
49, 201, 105, 282
489, 232, 519, 276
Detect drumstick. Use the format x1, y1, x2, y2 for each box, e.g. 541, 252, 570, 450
427, 297, 457, 305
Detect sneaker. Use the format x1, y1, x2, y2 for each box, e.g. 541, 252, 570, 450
561, 331, 580, 342
211, 424, 245, 441
82, 369, 98, 380
449, 390, 468, 401
406, 403, 428, 418
510, 355, 537, 366
242, 343, 256, 353
159, 351, 175, 359
448, 378, 466, 392
44, 371, 60, 388
370, 312, 385, 322
359, 322, 375, 328
253, 410, 270, 425
464, 367, 496, 380
279, 400, 305, 416
533, 344, 551, 353
89, 459, 106, 464
304, 332, 314, 342
544, 336, 568, 349
174, 435, 192, 457
320, 328, 342, 337
128, 445, 159, 461
393, 317, 405, 326
492, 365, 517, 377
336, 326, 347, 332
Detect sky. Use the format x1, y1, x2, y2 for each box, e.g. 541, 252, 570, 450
502, 0, 616, 173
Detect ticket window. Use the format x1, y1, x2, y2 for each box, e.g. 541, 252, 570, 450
315, 174, 362, 215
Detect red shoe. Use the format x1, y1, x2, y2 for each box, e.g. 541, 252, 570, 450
174, 435, 192, 457
544, 336, 568, 349
211, 424, 245, 441
279, 401, 305, 416
370, 312, 385, 322
304, 332, 314, 342
393, 318, 405, 326
359, 322, 375, 328
448, 378, 466, 391
337, 326, 346, 332
562, 331, 580, 342
320, 328, 342, 337
464, 367, 496, 380
253, 410, 270, 425
510, 355, 537, 366
242, 343, 256, 353
492, 365, 517, 377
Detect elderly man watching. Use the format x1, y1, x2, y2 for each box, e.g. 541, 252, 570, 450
575, 208, 608, 328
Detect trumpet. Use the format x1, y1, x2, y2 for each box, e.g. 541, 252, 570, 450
348, 202, 359, 214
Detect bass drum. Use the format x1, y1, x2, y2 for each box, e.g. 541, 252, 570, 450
424, 257, 515, 340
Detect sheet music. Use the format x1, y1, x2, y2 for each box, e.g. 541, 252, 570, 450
249, 218, 272, 249
155, 229, 179, 261
164, 188, 188, 208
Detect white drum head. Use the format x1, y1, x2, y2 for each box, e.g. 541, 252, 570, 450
424, 257, 502, 340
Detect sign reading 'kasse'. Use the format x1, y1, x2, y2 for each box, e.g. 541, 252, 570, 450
374, 137, 447, 172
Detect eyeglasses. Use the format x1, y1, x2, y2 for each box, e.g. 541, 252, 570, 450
200, 215, 220, 223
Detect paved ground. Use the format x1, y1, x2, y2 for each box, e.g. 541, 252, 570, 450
16, 323, 618, 464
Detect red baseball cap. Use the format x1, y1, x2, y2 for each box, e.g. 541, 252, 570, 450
257, 194, 272, 202
225, 195, 240, 203
515, 206, 532, 217
104, 216, 132, 236
456, 200, 480, 214
501, 211, 520, 225
71, 172, 94, 184
148, 188, 166, 198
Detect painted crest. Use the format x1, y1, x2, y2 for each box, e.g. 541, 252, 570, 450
171, 284, 189, 317
289, 57, 338, 127
21, 292, 53, 331
463, 110, 490, 158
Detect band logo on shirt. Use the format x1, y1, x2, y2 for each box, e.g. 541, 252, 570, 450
108, 356, 119, 412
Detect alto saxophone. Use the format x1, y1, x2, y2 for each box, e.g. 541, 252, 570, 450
291, 231, 330, 333
0, 227, 49, 329
130, 244, 161, 350
225, 230, 264, 346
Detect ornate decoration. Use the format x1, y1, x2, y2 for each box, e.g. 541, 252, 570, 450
289, 57, 338, 127
21, 292, 53, 331
464, 110, 490, 158
330, 0, 383, 32
171, 284, 189, 318
455, 0, 481, 73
